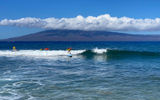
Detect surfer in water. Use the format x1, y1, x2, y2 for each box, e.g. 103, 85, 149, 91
67, 48, 72, 57
12, 46, 16, 51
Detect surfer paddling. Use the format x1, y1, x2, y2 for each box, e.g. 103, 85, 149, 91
40, 48, 49, 51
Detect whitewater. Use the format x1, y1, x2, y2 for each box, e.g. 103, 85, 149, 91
0, 48, 107, 57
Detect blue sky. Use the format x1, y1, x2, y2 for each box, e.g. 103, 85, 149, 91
0, 0, 160, 39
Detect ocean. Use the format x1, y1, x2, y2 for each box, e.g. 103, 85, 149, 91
0, 42, 160, 100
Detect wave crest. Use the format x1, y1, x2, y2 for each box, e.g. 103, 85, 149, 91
0, 48, 159, 59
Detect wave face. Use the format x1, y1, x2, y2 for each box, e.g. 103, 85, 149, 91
106, 49, 160, 58
0, 48, 159, 59
81, 49, 160, 60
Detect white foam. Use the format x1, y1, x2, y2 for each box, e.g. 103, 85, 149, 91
0, 48, 108, 58
0, 50, 85, 57
93, 48, 107, 54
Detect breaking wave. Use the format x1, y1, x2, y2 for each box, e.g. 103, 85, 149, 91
0, 48, 159, 59
0, 48, 107, 57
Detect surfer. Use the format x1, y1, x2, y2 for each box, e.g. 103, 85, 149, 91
44, 48, 49, 50
67, 48, 72, 57
12, 46, 16, 51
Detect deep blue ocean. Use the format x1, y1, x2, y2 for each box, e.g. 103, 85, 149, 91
0, 42, 160, 100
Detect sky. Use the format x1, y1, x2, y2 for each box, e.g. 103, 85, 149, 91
0, 0, 160, 39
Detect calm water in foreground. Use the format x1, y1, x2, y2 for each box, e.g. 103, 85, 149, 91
0, 42, 160, 100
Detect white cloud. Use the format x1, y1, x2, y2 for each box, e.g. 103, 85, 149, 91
0, 14, 160, 32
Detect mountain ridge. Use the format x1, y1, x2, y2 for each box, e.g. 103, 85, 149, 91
1, 29, 160, 41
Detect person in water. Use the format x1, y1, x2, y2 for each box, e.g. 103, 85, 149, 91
44, 48, 49, 50
67, 48, 72, 57
13, 46, 16, 51
40, 48, 49, 50
67, 48, 72, 52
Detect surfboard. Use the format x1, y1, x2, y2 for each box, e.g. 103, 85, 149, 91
67, 54, 72, 57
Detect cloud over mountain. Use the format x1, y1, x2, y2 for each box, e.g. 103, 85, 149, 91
1, 14, 160, 32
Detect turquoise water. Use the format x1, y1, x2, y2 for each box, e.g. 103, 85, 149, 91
0, 42, 160, 100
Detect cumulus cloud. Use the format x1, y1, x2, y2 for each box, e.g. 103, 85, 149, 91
1, 14, 160, 31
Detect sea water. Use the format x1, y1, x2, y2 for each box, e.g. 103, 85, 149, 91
0, 42, 160, 100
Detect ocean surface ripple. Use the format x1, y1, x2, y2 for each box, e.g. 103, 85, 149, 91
0, 42, 160, 100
